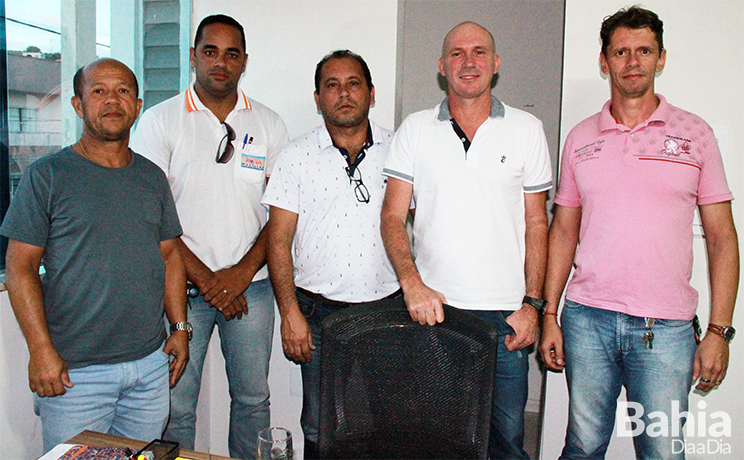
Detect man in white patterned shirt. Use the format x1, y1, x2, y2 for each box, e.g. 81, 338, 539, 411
262, 50, 400, 459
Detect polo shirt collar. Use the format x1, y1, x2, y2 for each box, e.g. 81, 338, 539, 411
317, 120, 380, 150
436, 94, 505, 121
599, 93, 669, 132
184, 83, 253, 113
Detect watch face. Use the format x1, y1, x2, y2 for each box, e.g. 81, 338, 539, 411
723, 327, 736, 341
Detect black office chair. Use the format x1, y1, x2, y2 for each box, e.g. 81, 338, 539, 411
318, 295, 498, 459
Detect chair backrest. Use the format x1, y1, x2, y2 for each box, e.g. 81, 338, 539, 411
318, 296, 498, 459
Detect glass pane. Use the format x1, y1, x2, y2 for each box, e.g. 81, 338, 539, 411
6, 0, 63, 196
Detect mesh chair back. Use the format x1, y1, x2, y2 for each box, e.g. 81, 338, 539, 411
318, 296, 498, 459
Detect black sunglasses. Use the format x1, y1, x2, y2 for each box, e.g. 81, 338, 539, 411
216, 122, 236, 163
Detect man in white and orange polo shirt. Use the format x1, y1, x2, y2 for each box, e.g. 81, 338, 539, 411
130, 14, 288, 460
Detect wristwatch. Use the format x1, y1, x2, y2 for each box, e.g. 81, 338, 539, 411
707, 323, 735, 342
170, 321, 193, 341
523, 295, 547, 315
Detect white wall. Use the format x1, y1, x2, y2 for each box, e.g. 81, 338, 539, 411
0, 292, 43, 459
540, 1, 744, 459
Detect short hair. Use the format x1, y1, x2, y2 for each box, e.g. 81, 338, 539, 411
314, 50, 373, 94
600, 6, 664, 56
73, 58, 139, 99
194, 14, 246, 52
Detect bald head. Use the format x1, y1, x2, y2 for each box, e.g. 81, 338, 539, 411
73, 58, 139, 100
441, 21, 496, 58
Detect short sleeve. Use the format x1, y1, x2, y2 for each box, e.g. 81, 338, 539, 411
157, 172, 183, 241
263, 112, 290, 178
130, 110, 172, 175
262, 144, 301, 214
522, 117, 553, 193
554, 130, 581, 208
696, 124, 733, 205
382, 115, 418, 184
0, 162, 52, 247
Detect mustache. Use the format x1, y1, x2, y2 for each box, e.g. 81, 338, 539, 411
101, 109, 125, 117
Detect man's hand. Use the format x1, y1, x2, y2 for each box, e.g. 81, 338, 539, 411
539, 316, 566, 371
163, 330, 190, 387
692, 333, 729, 393
28, 348, 73, 397
403, 282, 447, 326
504, 305, 539, 351
202, 266, 251, 317
280, 307, 314, 364
217, 296, 249, 321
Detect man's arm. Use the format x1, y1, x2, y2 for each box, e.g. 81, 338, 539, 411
5, 239, 73, 397
504, 191, 549, 351
693, 201, 739, 392
160, 237, 189, 386
538, 204, 582, 371
267, 206, 314, 363
380, 177, 446, 326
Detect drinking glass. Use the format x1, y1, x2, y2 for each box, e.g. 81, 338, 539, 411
257, 427, 293, 460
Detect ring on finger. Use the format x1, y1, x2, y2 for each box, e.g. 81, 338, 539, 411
700, 378, 711, 383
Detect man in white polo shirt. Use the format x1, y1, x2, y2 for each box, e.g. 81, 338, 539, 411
263, 50, 400, 459
130, 14, 288, 459
380, 22, 552, 459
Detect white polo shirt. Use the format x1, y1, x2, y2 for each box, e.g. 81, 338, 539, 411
262, 121, 400, 302
383, 97, 552, 311
131, 84, 289, 277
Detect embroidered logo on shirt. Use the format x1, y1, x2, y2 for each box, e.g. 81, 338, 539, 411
574, 140, 604, 163
661, 136, 692, 157
501, 155, 507, 163
241, 154, 265, 170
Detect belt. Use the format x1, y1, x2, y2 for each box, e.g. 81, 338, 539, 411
296, 287, 402, 308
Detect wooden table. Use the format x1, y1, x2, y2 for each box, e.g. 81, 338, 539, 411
66, 430, 234, 460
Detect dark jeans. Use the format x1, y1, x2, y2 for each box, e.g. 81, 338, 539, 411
466, 309, 531, 460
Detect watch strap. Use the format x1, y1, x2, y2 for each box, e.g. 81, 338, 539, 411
707, 323, 735, 342
523, 295, 547, 314
170, 321, 193, 341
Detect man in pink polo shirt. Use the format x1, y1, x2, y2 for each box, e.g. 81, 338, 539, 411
539, 6, 739, 459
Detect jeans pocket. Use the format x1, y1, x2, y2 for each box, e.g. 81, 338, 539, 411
496, 311, 517, 337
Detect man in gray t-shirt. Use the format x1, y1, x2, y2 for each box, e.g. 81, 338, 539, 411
0, 58, 189, 453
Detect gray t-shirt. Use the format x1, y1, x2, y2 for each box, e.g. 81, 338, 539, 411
0, 147, 183, 368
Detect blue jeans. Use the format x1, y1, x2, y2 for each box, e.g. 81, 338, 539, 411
35, 346, 169, 453
164, 278, 274, 460
560, 300, 696, 460
466, 309, 531, 460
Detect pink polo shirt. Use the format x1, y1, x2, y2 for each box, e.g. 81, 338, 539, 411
555, 95, 733, 320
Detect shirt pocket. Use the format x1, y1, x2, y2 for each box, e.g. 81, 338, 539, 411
235, 144, 268, 183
